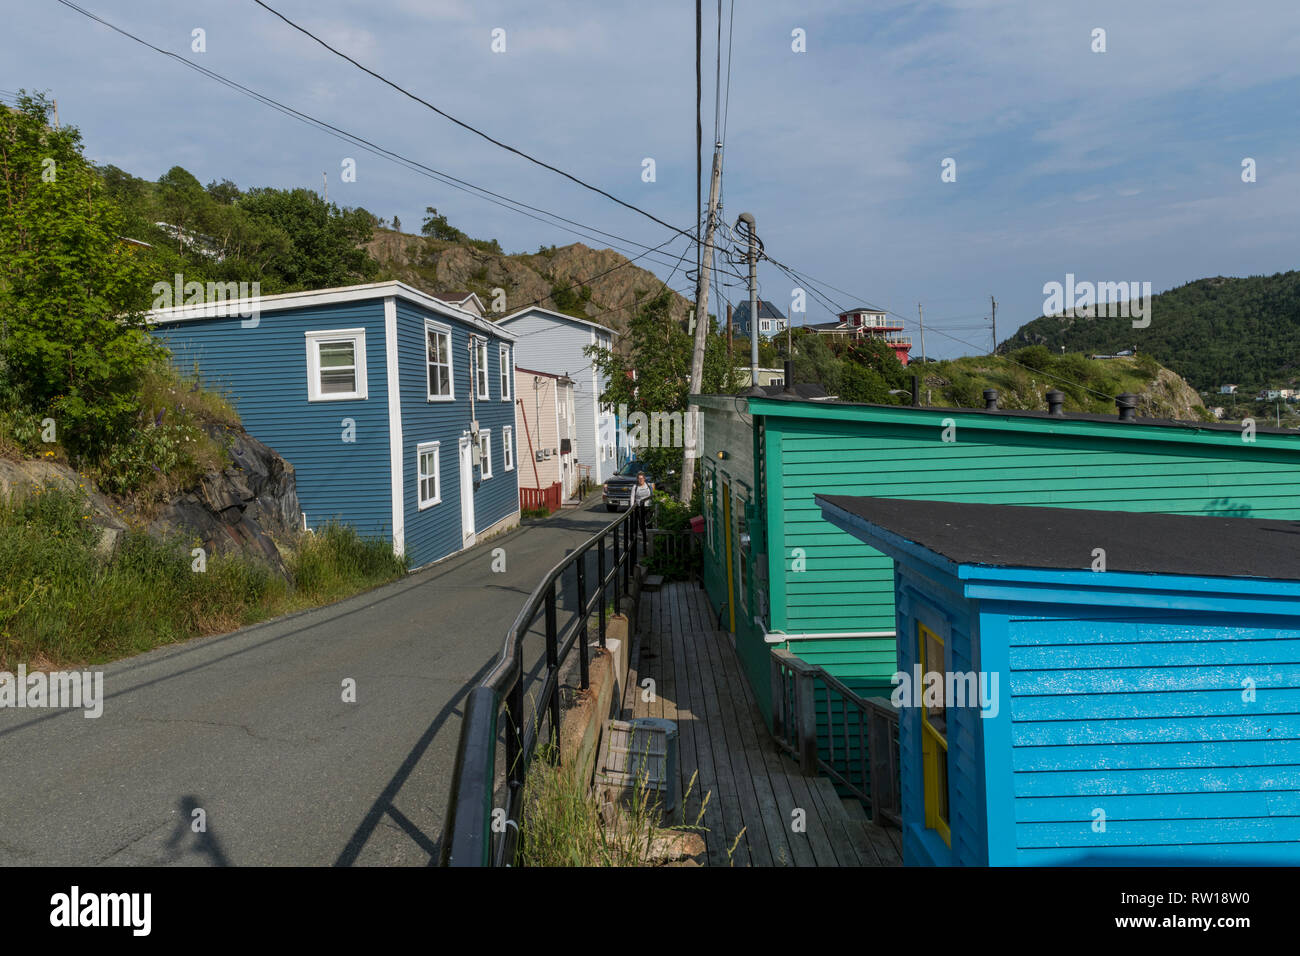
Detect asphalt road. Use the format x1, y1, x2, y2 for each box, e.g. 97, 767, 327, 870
0, 500, 619, 866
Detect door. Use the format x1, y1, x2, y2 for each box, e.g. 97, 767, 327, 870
459, 434, 476, 545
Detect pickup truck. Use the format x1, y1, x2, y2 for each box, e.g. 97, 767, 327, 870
602, 460, 656, 511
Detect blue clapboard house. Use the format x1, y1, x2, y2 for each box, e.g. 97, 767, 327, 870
149, 281, 520, 569
817, 494, 1300, 866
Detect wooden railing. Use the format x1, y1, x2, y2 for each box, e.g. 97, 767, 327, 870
770, 648, 901, 827
520, 482, 563, 514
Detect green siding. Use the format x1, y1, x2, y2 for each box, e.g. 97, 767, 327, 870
696, 396, 1300, 726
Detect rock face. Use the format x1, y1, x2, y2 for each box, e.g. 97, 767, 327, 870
368, 232, 695, 345
1, 425, 301, 574
146, 425, 300, 572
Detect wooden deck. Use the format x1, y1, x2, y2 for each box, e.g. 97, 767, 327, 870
620, 581, 903, 866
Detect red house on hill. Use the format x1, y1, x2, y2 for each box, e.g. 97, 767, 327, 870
806, 307, 912, 366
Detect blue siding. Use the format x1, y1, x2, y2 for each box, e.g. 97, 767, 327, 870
395, 300, 517, 568
156, 301, 394, 542
989, 602, 1300, 865
895, 569, 987, 866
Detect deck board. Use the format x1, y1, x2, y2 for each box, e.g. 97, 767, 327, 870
619, 581, 902, 867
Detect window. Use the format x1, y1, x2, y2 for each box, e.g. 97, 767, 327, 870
919, 622, 951, 847
503, 426, 514, 471
425, 322, 453, 400
417, 441, 441, 508
760, 318, 771, 333
499, 344, 511, 400
475, 338, 489, 399
305, 329, 367, 401
479, 429, 492, 478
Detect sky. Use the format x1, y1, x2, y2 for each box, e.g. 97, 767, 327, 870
5, 0, 1300, 359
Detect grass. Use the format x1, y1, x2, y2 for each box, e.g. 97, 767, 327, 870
0, 484, 407, 670
513, 738, 742, 867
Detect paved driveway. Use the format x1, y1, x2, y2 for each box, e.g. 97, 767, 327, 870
0, 501, 617, 866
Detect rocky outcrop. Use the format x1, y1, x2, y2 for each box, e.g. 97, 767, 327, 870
368, 232, 694, 345
146, 425, 300, 572
1, 425, 301, 575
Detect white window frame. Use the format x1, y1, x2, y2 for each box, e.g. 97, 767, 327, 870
479, 428, 493, 479
499, 344, 512, 401
425, 320, 454, 402
417, 440, 441, 509
475, 338, 490, 400
305, 328, 367, 402
760, 318, 771, 333
503, 426, 514, 471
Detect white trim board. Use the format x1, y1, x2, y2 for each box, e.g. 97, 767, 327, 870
145, 280, 517, 342
384, 296, 405, 559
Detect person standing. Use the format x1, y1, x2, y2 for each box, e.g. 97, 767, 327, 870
632, 471, 652, 543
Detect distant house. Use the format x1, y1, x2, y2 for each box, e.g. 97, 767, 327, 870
806, 307, 912, 366
817, 495, 1300, 866
148, 281, 520, 569
1259, 389, 1282, 401
431, 291, 486, 318
1219, 384, 1239, 394
732, 300, 789, 340
515, 367, 578, 506
496, 307, 621, 484
1210, 406, 1226, 419
735, 367, 787, 388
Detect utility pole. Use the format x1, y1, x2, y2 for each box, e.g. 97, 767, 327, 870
726, 302, 733, 358
52, 98, 59, 130
990, 295, 998, 354
741, 212, 760, 380
322, 171, 328, 205
679, 140, 724, 505
918, 302, 927, 366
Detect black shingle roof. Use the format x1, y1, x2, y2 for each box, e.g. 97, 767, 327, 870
733, 299, 787, 322
816, 495, 1300, 582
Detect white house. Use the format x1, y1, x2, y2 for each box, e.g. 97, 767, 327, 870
496, 307, 620, 484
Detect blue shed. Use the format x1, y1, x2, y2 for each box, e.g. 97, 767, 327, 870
815, 494, 1300, 866
149, 281, 520, 569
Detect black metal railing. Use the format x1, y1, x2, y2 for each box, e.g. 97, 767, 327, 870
770, 648, 901, 827
440, 506, 645, 866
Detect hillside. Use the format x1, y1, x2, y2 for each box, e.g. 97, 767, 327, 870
1001, 271, 1300, 392
368, 230, 692, 342
919, 350, 1210, 421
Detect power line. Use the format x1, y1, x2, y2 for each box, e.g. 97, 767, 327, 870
250, 0, 694, 242
50, 0, 696, 295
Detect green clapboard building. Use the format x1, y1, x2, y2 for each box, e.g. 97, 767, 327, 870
693, 391, 1300, 723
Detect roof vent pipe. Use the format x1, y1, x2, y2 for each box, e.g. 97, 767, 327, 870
1046, 389, 1065, 416
783, 359, 796, 396
911, 375, 920, 407
983, 388, 999, 410
1116, 393, 1138, 422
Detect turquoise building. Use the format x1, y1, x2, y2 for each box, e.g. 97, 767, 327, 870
817, 495, 1300, 866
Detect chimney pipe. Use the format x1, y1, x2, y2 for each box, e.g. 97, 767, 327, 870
983, 388, 999, 410
1116, 393, 1137, 422
911, 375, 920, 407
1046, 389, 1065, 416
783, 359, 795, 396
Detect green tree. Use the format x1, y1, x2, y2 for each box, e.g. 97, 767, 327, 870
421, 206, 467, 242
0, 93, 161, 458
238, 187, 377, 290
586, 289, 737, 491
